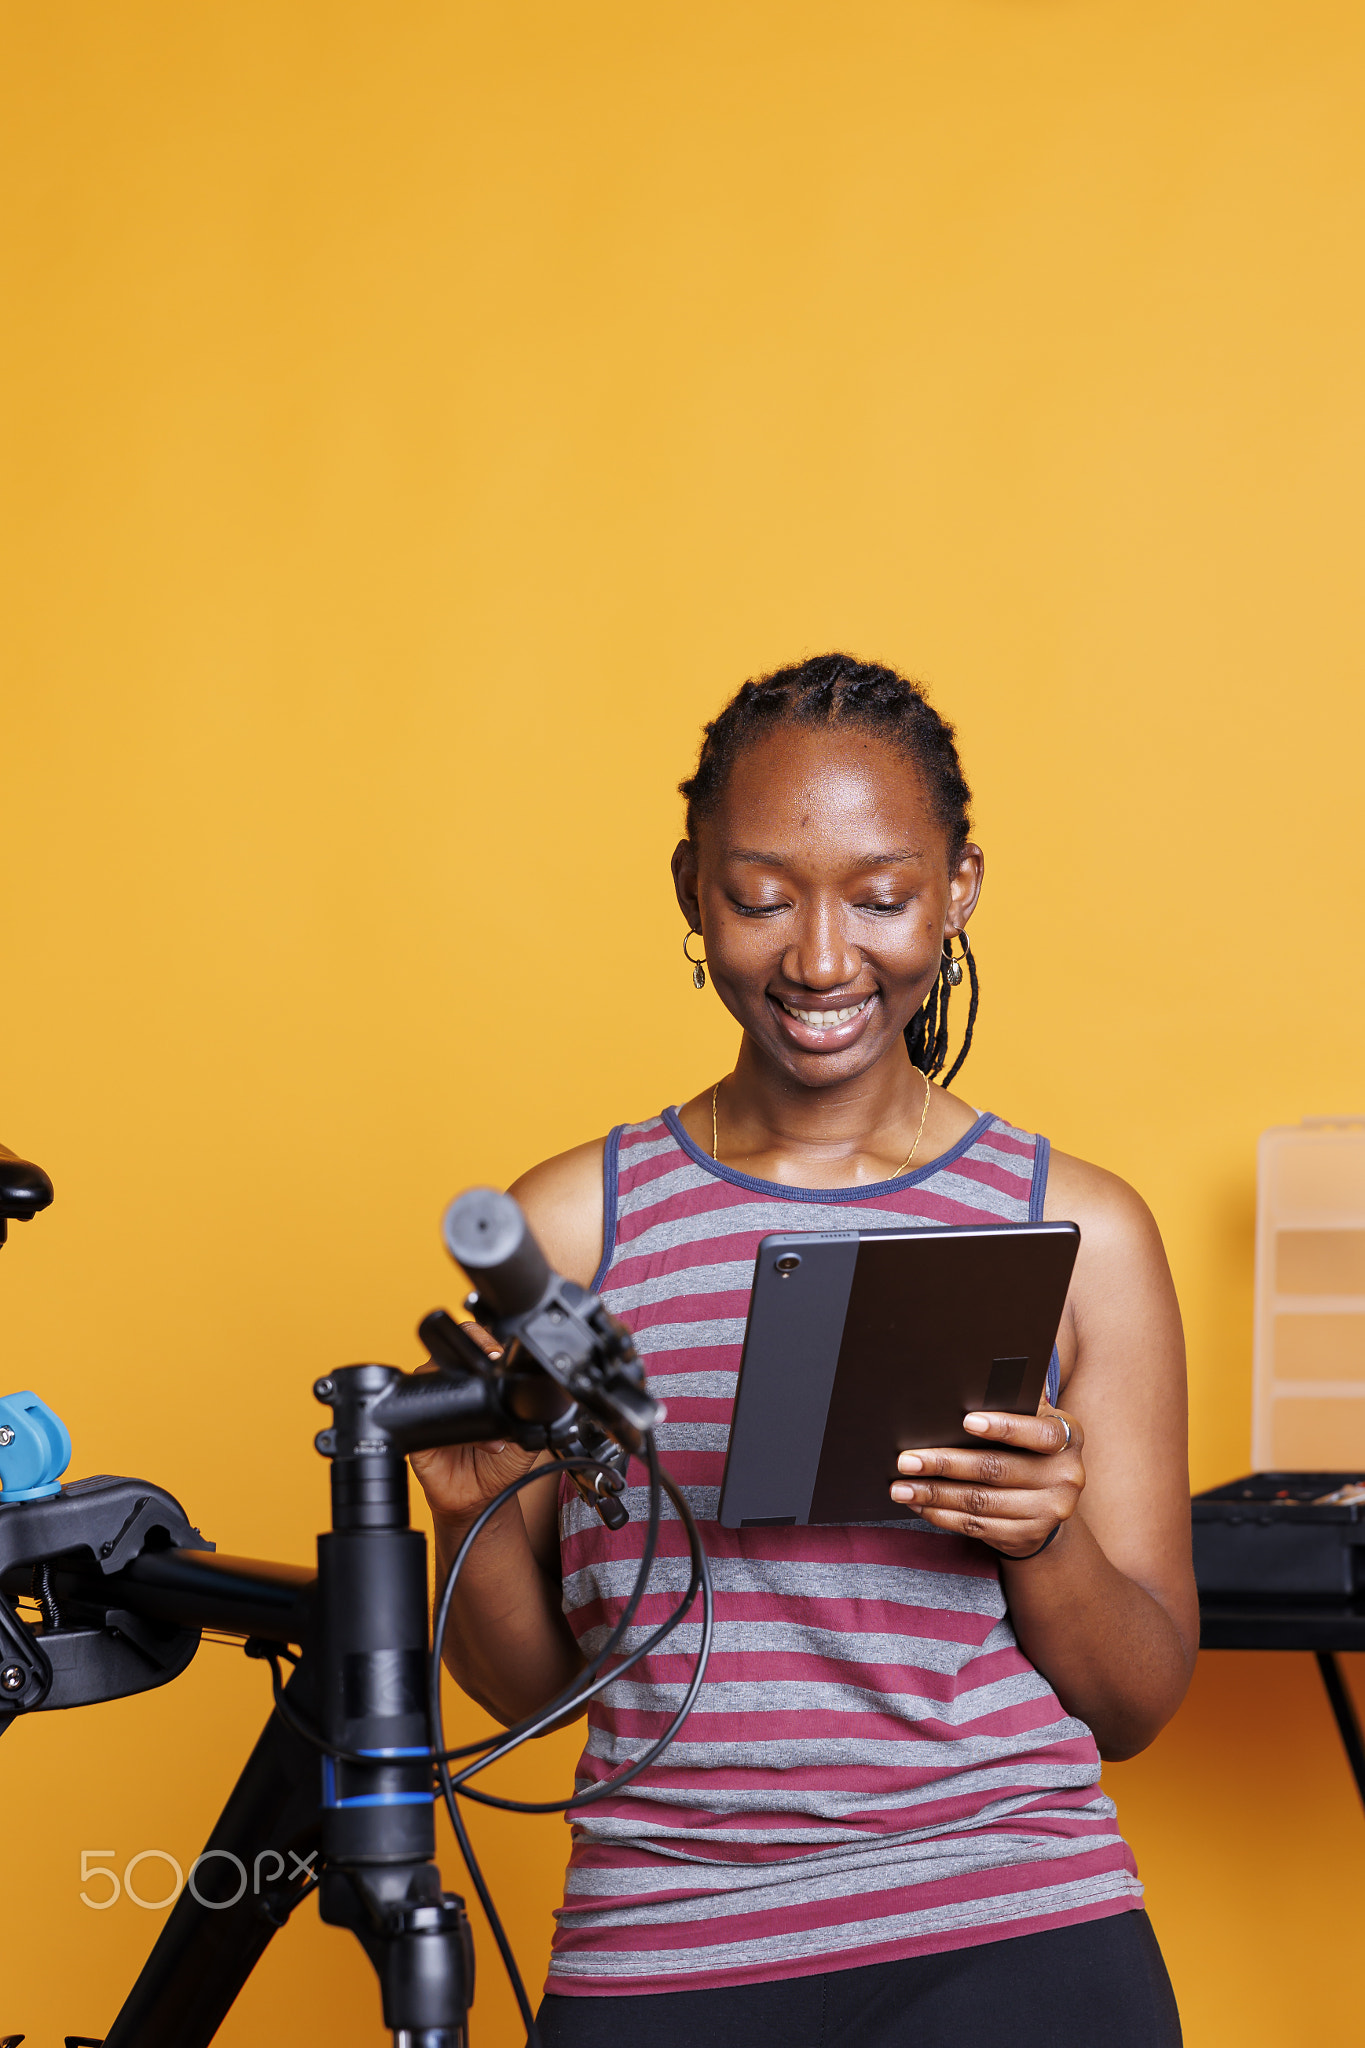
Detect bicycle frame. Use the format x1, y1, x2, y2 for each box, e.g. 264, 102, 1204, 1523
0, 1184, 696, 2048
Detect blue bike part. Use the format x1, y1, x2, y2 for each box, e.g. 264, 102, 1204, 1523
320, 1754, 434, 1810
0, 1390, 72, 1503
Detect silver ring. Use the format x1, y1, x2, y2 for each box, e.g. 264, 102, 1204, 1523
1057, 1416, 1073, 1451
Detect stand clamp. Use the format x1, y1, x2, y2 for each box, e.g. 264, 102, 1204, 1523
321, 1867, 475, 2048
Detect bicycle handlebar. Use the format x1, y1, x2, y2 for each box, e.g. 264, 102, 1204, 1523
443, 1186, 552, 1318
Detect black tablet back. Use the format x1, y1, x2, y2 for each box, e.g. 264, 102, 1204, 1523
717, 1221, 1080, 1528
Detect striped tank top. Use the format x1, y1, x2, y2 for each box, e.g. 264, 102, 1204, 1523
547, 1108, 1141, 1998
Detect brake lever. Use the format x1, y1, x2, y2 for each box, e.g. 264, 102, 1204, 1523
417, 1308, 500, 1382
550, 1416, 631, 1531
481, 1286, 657, 1452
417, 1304, 634, 1528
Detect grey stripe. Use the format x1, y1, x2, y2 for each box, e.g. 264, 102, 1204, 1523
614, 1127, 683, 1167
607, 1260, 757, 1313
560, 1825, 1124, 1926
618, 1368, 737, 1400
573, 1616, 1018, 1675
573, 1771, 1115, 1836
977, 1118, 1034, 1148
584, 1667, 1056, 1726
563, 1803, 1119, 1891
614, 1165, 1032, 1264
548, 1871, 1143, 1979
613, 1196, 986, 1267
560, 1489, 727, 1541
563, 1553, 1007, 1616
572, 1619, 1004, 1672
562, 1486, 940, 1539
633, 1317, 746, 1355
573, 1785, 1113, 1867
653, 1420, 732, 1454
579, 1717, 1090, 1778
908, 1167, 1030, 1219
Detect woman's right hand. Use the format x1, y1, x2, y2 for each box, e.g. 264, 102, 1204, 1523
407, 1322, 540, 1528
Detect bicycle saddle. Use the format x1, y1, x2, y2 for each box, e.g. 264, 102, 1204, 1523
0, 1144, 54, 1238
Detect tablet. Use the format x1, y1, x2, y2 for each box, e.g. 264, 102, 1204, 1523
717, 1221, 1080, 1528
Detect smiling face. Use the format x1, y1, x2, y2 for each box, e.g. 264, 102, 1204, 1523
673, 723, 983, 1091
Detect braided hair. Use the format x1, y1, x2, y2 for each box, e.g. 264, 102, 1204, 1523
679, 653, 981, 1086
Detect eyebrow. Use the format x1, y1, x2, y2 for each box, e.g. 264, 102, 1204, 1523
731, 848, 924, 869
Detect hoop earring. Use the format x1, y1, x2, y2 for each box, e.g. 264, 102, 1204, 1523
942, 931, 970, 987
682, 930, 707, 991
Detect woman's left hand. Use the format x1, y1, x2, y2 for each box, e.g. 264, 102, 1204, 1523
889, 1404, 1084, 1559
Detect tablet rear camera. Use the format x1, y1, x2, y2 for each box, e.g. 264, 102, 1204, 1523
774, 1253, 802, 1277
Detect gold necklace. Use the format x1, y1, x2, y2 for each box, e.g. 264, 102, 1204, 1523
889, 1067, 933, 1177
710, 1067, 933, 1177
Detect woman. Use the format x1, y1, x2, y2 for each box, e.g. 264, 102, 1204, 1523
412, 654, 1195, 2048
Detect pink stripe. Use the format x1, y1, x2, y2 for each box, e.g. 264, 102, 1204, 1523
555, 1841, 1134, 1952
569, 1745, 1098, 1801
564, 1586, 1004, 1642
568, 1644, 1050, 1698
563, 1789, 1110, 1839
547, 1898, 1139, 1996
975, 1127, 1036, 1160
938, 1155, 1035, 1200
565, 1798, 1123, 1865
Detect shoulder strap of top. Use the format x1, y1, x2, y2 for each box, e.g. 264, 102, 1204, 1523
1027, 1134, 1061, 1404
1030, 1134, 1052, 1222
589, 1124, 624, 1293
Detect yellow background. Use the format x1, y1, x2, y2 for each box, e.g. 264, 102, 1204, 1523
4, 1, 1365, 2040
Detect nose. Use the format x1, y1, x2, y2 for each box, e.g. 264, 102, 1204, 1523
782, 895, 861, 993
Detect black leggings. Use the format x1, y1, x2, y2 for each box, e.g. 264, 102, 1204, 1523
535, 1910, 1182, 2048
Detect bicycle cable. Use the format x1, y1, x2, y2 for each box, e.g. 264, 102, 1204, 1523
430, 1431, 712, 2042
436, 1439, 713, 1812
249, 1450, 672, 1773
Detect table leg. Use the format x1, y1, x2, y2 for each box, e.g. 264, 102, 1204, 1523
1315, 1651, 1365, 1814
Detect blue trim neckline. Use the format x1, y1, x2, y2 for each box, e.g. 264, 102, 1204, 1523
660, 1105, 999, 1204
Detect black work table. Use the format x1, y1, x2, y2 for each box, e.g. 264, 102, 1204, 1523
1198, 1597, 1365, 1808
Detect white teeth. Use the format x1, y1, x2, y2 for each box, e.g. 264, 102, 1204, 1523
779, 998, 871, 1027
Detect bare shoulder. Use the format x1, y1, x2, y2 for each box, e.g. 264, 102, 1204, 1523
1043, 1146, 1180, 1369
1043, 1146, 1165, 1254
508, 1137, 609, 1290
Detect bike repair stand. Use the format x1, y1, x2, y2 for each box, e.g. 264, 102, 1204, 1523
90, 1362, 482, 2048
1, 1178, 653, 2047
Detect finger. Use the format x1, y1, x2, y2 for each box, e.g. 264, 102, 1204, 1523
478, 1439, 541, 1468
908, 1504, 1067, 1556
409, 1436, 509, 1465
897, 1446, 1039, 1486
890, 1480, 1060, 1521
415, 1321, 504, 1377
960, 1406, 1081, 1456
460, 1320, 505, 1363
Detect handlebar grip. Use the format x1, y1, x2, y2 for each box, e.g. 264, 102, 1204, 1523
441, 1188, 552, 1320
0, 1144, 54, 1223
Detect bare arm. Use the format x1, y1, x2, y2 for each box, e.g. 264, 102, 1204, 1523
889, 1155, 1197, 1759
409, 1137, 607, 1726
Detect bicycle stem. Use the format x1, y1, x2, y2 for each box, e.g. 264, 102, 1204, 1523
315, 1364, 477, 2048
